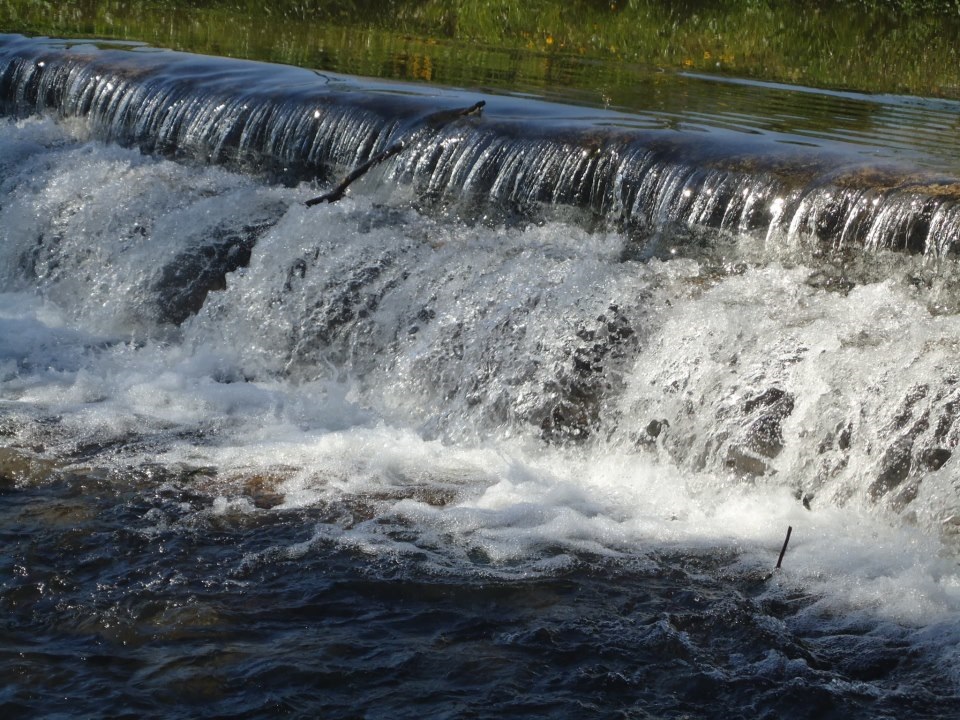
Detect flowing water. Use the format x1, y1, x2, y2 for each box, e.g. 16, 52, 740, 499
2, 31, 960, 719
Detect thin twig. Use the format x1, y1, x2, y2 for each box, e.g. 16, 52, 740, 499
305, 141, 405, 206
305, 100, 486, 207
421, 100, 486, 129
775, 525, 793, 570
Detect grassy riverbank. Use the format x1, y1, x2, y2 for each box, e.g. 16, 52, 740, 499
1, 1, 959, 99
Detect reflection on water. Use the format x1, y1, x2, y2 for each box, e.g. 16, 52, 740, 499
3, 33, 960, 265
1, 0, 960, 103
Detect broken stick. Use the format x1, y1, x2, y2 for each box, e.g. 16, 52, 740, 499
305, 141, 405, 206
305, 100, 486, 206
775, 525, 793, 570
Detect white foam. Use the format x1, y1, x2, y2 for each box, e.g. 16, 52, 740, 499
1, 116, 960, 655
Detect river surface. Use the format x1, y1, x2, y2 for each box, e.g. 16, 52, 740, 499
1, 28, 960, 720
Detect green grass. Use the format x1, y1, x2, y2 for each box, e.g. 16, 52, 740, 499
1, 1, 959, 101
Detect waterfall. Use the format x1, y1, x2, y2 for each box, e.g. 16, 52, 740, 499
4, 32, 960, 535
2, 34, 960, 257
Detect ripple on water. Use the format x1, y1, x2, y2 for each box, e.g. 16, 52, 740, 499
0, 466, 957, 719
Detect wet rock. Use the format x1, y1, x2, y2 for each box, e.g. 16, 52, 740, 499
155, 211, 284, 325
708, 387, 798, 477
868, 386, 939, 502
539, 304, 637, 442
870, 436, 914, 499
837, 421, 852, 451
742, 388, 794, 415
0, 446, 60, 486
283, 257, 310, 290
891, 384, 929, 431
646, 418, 669, 439
818, 420, 852, 455
282, 247, 411, 369
725, 445, 769, 477
156, 231, 254, 323
739, 388, 795, 461
745, 414, 785, 458
891, 480, 921, 510
942, 514, 960, 537
242, 473, 287, 509
632, 419, 669, 448
934, 398, 960, 443
919, 447, 951, 471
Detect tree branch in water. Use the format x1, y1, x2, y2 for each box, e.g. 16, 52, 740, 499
305, 100, 485, 206
305, 141, 405, 206
775, 525, 793, 570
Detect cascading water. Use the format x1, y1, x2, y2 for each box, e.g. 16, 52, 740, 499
4, 35, 960, 256
2, 34, 960, 719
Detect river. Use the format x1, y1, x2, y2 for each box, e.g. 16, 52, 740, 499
1, 14, 960, 719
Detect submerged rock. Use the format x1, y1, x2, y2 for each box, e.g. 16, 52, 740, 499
154, 214, 283, 325
539, 304, 637, 441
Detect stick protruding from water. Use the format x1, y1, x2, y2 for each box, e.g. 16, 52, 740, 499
775, 525, 793, 571
305, 100, 486, 206
305, 141, 405, 206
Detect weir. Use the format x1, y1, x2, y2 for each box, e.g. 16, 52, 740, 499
2, 33, 960, 257
5, 15, 960, 717
2, 33, 960, 526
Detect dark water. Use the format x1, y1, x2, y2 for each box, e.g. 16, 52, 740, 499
1, 34, 960, 720
4, 472, 954, 719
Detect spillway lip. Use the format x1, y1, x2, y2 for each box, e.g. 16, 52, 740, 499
0, 32, 944, 180
3, 33, 960, 257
